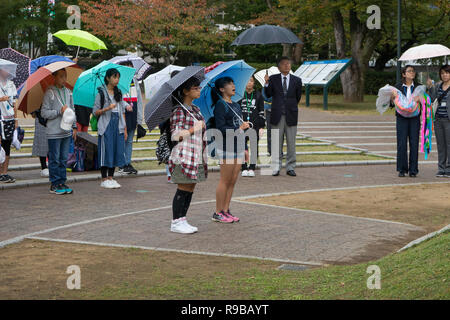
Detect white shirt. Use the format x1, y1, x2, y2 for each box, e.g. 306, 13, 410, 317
403, 81, 414, 100
264, 73, 291, 90
0, 80, 17, 119
280, 73, 290, 91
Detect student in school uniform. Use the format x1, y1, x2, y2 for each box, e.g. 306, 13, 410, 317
238, 76, 265, 177
93, 68, 128, 189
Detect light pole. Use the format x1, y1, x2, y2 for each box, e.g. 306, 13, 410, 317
396, 0, 402, 83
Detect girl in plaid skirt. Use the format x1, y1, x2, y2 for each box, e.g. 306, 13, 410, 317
169, 76, 207, 234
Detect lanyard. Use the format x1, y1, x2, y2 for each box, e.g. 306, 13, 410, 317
245, 91, 253, 121
56, 87, 67, 106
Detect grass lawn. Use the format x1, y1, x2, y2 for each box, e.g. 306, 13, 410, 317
0, 231, 447, 299
300, 94, 396, 116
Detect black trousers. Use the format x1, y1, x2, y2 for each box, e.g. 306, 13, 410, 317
266, 110, 271, 155
396, 115, 420, 174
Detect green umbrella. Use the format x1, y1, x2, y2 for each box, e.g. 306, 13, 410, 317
53, 30, 107, 58
73, 61, 135, 108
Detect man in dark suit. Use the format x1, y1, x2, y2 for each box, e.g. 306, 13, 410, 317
264, 56, 302, 176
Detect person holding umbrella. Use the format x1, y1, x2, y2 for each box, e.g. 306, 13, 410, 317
264, 56, 302, 177
93, 68, 128, 189
213, 77, 250, 223
168, 76, 207, 234
427, 65, 450, 177
0, 63, 18, 184
41, 68, 78, 194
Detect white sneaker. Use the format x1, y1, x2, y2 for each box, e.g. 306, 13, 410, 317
101, 180, 115, 189
241, 170, 249, 177
110, 179, 121, 188
170, 219, 195, 234
40, 168, 49, 177
247, 170, 255, 177
180, 217, 198, 232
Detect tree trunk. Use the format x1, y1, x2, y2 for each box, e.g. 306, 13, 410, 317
293, 43, 303, 64
332, 8, 381, 102
282, 44, 292, 59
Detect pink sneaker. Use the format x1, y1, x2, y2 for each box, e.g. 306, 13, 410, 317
212, 211, 234, 223
224, 210, 240, 222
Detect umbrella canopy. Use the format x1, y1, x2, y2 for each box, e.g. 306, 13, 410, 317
399, 44, 450, 61
254, 66, 293, 87
193, 60, 255, 122
0, 48, 30, 88
109, 55, 152, 81
30, 55, 74, 74
0, 58, 17, 81
73, 61, 135, 108
53, 29, 107, 58
144, 66, 204, 132
17, 61, 82, 114
231, 24, 303, 46
143, 65, 185, 100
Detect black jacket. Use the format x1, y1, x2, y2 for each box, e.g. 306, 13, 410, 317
264, 73, 302, 126
237, 90, 265, 130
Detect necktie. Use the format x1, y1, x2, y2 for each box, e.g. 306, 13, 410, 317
283, 76, 288, 96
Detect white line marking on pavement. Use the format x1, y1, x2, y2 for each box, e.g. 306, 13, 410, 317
397, 224, 450, 252
0, 200, 215, 248
25, 236, 324, 266
298, 122, 396, 125
232, 200, 421, 229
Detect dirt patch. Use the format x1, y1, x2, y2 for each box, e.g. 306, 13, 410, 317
246, 183, 450, 233
0, 239, 281, 299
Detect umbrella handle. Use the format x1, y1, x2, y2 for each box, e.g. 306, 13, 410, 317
75, 46, 80, 59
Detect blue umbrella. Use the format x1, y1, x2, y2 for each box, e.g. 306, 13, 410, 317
194, 60, 255, 122
30, 55, 73, 74
73, 61, 136, 107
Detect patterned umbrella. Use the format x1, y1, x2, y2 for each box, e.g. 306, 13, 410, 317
109, 55, 152, 81
17, 61, 83, 114
144, 66, 205, 131
0, 48, 30, 88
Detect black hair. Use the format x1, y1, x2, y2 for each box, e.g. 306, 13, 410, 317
211, 76, 234, 105
401, 65, 416, 84
104, 68, 123, 102
172, 76, 201, 105
277, 56, 291, 67
439, 65, 450, 81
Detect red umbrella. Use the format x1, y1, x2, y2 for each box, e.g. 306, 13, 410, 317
204, 61, 224, 74
17, 61, 82, 114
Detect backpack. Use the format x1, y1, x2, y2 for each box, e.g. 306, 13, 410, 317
90, 88, 106, 131
155, 108, 186, 165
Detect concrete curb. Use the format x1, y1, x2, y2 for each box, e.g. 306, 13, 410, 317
397, 224, 450, 252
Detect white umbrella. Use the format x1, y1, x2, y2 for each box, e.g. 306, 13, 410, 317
399, 44, 450, 61
0, 58, 17, 80
254, 66, 293, 87
143, 65, 184, 99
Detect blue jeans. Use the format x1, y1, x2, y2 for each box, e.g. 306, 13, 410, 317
48, 136, 71, 186
124, 129, 135, 166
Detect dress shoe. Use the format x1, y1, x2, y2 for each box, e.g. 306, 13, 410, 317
272, 171, 280, 176
409, 173, 417, 178
287, 170, 297, 177
398, 172, 406, 177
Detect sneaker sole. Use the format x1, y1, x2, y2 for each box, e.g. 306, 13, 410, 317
211, 217, 234, 223
170, 228, 195, 234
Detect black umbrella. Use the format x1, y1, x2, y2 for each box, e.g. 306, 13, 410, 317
144, 66, 205, 131
231, 24, 303, 46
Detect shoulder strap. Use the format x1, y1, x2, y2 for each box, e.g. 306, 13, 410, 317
97, 87, 105, 109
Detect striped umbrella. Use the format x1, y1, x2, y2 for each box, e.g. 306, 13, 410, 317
17, 61, 82, 114
0, 48, 30, 88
